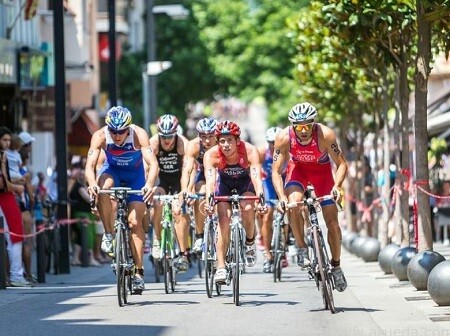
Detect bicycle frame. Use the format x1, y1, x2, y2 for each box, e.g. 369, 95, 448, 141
213, 193, 263, 306
285, 186, 337, 313
154, 194, 178, 294
97, 187, 142, 306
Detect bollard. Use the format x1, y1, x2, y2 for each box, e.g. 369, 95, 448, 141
35, 219, 46, 283
80, 219, 89, 267
0, 216, 6, 289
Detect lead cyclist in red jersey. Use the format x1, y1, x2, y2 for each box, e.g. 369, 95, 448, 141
272, 102, 348, 292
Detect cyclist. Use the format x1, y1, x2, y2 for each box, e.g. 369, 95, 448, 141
85, 106, 158, 294
150, 114, 190, 272
179, 117, 217, 253
257, 126, 285, 273
271, 102, 348, 292
204, 120, 267, 284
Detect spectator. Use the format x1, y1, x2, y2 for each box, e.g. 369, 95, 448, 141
19, 146, 36, 282
0, 126, 32, 287
68, 162, 101, 266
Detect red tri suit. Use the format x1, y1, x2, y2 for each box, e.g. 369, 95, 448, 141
285, 125, 334, 197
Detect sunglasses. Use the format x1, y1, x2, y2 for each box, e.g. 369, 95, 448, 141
108, 128, 128, 135
160, 134, 176, 140
294, 122, 314, 132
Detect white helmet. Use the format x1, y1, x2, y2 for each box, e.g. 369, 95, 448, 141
288, 102, 317, 123
265, 127, 282, 142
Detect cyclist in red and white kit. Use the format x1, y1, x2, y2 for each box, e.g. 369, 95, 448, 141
272, 102, 348, 292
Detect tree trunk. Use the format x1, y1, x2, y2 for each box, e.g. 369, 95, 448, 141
379, 74, 391, 248
414, 0, 433, 251
399, 60, 412, 247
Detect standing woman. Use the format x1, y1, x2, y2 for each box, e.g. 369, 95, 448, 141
0, 127, 31, 287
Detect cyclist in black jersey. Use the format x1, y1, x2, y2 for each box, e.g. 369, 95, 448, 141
149, 114, 190, 272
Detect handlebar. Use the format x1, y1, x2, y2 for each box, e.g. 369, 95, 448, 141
282, 194, 342, 211
89, 187, 144, 210
153, 194, 180, 202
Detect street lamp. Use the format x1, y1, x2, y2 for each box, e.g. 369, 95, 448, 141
144, 2, 189, 132
142, 61, 172, 131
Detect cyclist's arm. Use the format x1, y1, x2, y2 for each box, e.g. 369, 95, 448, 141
204, 146, 219, 198
247, 143, 265, 198
180, 139, 198, 192
85, 130, 104, 190
272, 128, 289, 201
321, 126, 348, 189
135, 126, 159, 188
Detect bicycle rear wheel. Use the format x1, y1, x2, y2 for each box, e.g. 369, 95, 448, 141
312, 227, 335, 313
204, 218, 215, 298
232, 225, 240, 306
115, 227, 127, 307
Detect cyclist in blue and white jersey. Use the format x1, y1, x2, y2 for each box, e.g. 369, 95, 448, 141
86, 106, 158, 294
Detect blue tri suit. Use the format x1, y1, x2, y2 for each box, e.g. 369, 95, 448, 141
98, 126, 146, 203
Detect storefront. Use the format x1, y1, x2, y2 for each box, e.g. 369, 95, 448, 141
0, 38, 19, 130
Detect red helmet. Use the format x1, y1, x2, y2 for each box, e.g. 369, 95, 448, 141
215, 120, 241, 137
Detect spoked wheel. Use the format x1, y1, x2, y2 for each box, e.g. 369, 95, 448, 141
115, 228, 126, 307
163, 255, 171, 294
232, 226, 240, 306
312, 228, 335, 313
273, 222, 282, 283
170, 257, 176, 292
204, 220, 215, 298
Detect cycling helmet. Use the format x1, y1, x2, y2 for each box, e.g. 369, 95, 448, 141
215, 120, 241, 137
105, 106, 132, 131
265, 127, 282, 142
196, 117, 217, 134
156, 114, 179, 135
288, 102, 317, 123
177, 124, 184, 136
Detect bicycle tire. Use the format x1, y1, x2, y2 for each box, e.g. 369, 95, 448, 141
204, 218, 214, 298
163, 255, 170, 294
233, 224, 240, 306
273, 218, 282, 282
153, 259, 161, 283
116, 226, 126, 307
312, 227, 335, 313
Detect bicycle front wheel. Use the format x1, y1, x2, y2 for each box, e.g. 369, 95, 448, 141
273, 219, 282, 283
115, 227, 127, 307
312, 227, 335, 313
232, 225, 241, 306
204, 218, 215, 298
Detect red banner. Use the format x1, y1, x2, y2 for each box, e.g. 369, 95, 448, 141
98, 33, 122, 62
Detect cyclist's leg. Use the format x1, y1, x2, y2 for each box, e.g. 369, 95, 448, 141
216, 203, 232, 264
261, 207, 275, 272
97, 171, 116, 254
128, 201, 146, 292
193, 180, 207, 250
173, 200, 190, 272
322, 203, 347, 292
284, 183, 310, 267
151, 186, 165, 259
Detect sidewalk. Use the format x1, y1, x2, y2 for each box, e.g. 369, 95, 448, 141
341, 241, 450, 332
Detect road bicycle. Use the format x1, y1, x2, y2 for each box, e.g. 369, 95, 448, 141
270, 201, 289, 283
153, 194, 179, 294
94, 187, 143, 307
212, 191, 264, 306
284, 185, 340, 313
